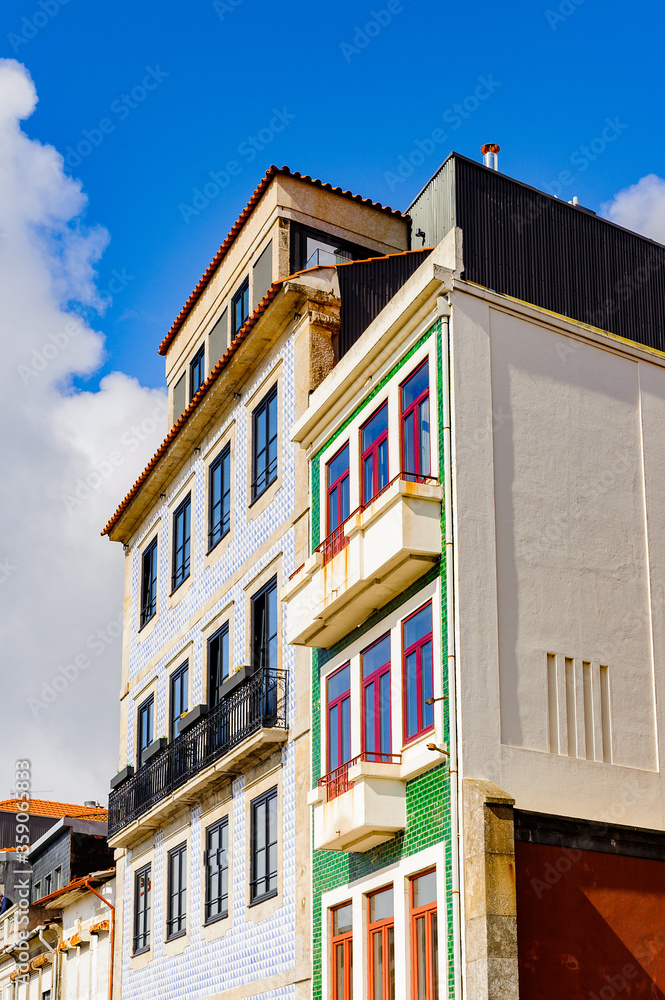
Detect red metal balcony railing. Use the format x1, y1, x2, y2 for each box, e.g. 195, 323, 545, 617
314, 473, 439, 567
317, 751, 402, 802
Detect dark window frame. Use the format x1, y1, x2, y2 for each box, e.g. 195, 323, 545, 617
208, 622, 230, 709
166, 843, 187, 940
249, 786, 278, 905
204, 817, 229, 923
231, 277, 250, 338
289, 221, 378, 273
189, 344, 206, 401
139, 537, 158, 630
250, 384, 278, 503
251, 576, 278, 673
171, 493, 191, 593
169, 661, 189, 742
208, 443, 231, 552
137, 694, 155, 769
54, 866, 62, 890
132, 864, 151, 955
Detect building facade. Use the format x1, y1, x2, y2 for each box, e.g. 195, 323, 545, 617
102, 168, 409, 1000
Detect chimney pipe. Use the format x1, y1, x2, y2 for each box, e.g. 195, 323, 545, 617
481, 143, 500, 171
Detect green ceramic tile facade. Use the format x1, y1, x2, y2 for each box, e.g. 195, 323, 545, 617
310, 320, 457, 998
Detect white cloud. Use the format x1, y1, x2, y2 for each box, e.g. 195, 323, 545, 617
601, 173, 665, 245
0, 60, 167, 805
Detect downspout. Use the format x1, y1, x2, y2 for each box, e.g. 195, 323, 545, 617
84, 881, 115, 1000
438, 294, 463, 999
37, 925, 57, 1000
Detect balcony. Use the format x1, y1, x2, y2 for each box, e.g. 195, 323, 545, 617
108, 668, 288, 847
283, 475, 442, 648
308, 752, 405, 852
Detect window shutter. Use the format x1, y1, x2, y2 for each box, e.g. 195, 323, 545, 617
173, 373, 186, 421
209, 308, 227, 369
252, 241, 273, 310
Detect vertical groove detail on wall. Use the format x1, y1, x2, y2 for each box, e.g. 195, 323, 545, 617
565, 657, 576, 757
582, 661, 594, 760
600, 665, 612, 762
547, 653, 559, 754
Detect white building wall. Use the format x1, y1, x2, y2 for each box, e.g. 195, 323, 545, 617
451, 285, 665, 829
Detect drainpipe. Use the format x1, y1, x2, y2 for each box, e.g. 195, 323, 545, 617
37, 926, 58, 1000
84, 881, 115, 1000
438, 294, 463, 999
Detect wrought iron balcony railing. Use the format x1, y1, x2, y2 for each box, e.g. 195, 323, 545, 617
108, 667, 288, 837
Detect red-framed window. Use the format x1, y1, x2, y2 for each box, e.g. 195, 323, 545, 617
327, 443, 350, 535
368, 886, 395, 1000
327, 664, 351, 773
402, 602, 434, 742
401, 361, 431, 479
361, 634, 392, 762
361, 403, 389, 504
331, 901, 353, 1000
410, 870, 438, 1000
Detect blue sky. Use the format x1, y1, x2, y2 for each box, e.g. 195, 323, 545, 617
2, 0, 662, 391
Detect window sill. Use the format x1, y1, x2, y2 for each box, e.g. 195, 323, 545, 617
204, 910, 229, 926
248, 889, 278, 908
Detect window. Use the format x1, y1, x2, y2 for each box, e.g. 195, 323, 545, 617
361, 403, 389, 504
232, 277, 250, 338
133, 865, 151, 954
368, 886, 395, 1000
54, 867, 62, 890
327, 443, 350, 536
189, 344, 205, 401
140, 537, 157, 629
410, 871, 438, 1000
208, 623, 230, 708
251, 576, 278, 672
250, 787, 278, 904
42, 992, 51, 1000
169, 662, 189, 741
34, 881, 41, 900
362, 635, 392, 762
171, 494, 191, 592
401, 361, 431, 479
137, 695, 154, 767
43, 872, 51, 896
208, 443, 231, 550
205, 818, 229, 922
331, 902, 353, 1000
327, 664, 351, 792
403, 602, 434, 742
251, 385, 278, 501
166, 844, 187, 939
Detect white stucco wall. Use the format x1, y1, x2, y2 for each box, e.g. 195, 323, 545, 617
451, 286, 665, 829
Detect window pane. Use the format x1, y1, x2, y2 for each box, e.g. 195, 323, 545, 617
342, 697, 351, 764
333, 903, 352, 935
405, 652, 418, 738
372, 930, 383, 1000
328, 665, 350, 701
419, 397, 431, 475
335, 944, 346, 1000
379, 672, 391, 754
362, 405, 388, 451
341, 477, 350, 521
421, 641, 434, 731
369, 886, 393, 922
329, 491, 338, 532
378, 440, 388, 491
404, 604, 432, 649
402, 363, 429, 410
362, 636, 391, 678
328, 445, 349, 486
412, 871, 437, 908
403, 411, 415, 473
388, 926, 395, 1000
430, 912, 439, 998
415, 916, 427, 1000
363, 453, 374, 504
364, 681, 375, 753
254, 802, 266, 851
328, 704, 339, 770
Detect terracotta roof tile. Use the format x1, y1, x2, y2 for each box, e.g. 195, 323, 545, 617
0, 799, 107, 821
157, 165, 404, 356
